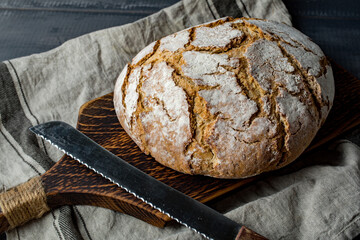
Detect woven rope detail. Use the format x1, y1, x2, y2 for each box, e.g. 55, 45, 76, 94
0, 176, 50, 229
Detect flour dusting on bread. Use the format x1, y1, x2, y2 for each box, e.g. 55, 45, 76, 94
160, 30, 190, 52
192, 22, 244, 48
113, 17, 335, 178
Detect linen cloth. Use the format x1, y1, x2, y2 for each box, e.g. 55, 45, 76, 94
0, 0, 359, 239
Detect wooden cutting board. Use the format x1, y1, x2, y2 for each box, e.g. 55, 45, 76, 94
2, 60, 358, 231
41, 60, 360, 227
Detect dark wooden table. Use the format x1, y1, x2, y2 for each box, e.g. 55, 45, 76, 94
0, 0, 359, 80
0, 1, 359, 239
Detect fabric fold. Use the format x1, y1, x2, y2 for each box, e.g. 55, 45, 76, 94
0, 0, 359, 239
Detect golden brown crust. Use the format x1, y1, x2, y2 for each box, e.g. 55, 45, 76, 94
113, 17, 335, 179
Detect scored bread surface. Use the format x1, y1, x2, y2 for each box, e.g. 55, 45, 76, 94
113, 17, 335, 179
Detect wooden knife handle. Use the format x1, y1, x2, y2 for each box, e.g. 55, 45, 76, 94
0, 176, 50, 232
235, 226, 268, 240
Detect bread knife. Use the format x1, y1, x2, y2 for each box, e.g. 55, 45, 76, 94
30, 121, 267, 240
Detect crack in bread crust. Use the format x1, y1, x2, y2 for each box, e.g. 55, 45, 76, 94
243, 18, 322, 58
132, 40, 161, 67
277, 43, 323, 119
132, 65, 149, 153
168, 63, 217, 173
120, 65, 132, 111
113, 17, 335, 179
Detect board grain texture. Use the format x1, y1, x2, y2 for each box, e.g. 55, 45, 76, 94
1, 60, 360, 231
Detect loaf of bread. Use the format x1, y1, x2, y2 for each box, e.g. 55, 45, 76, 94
113, 17, 335, 179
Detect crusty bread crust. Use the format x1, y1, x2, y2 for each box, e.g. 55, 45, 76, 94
113, 17, 335, 179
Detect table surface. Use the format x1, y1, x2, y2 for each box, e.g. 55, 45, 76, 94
0, 1, 359, 240
0, 0, 359, 79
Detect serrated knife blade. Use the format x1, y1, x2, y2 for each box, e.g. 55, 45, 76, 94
30, 121, 266, 240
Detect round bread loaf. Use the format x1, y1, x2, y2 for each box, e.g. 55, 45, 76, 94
113, 17, 335, 179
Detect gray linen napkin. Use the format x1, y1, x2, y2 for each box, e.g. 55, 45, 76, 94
0, 0, 359, 239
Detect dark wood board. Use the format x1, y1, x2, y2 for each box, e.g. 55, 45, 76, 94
1, 60, 360, 232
